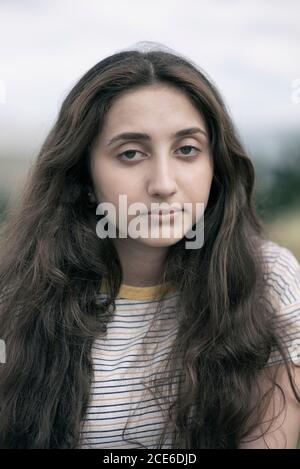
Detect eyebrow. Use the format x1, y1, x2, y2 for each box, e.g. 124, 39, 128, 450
107, 127, 207, 146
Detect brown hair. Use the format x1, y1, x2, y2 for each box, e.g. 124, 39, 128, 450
0, 43, 299, 448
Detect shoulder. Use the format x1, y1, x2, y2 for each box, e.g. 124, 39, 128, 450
260, 240, 300, 367
240, 240, 300, 448
260, 239, 300, 276
260, 239, 300, 307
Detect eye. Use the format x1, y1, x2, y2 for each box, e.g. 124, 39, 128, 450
116, 145, 201, 162
176, 145, 201, 157
116, 149, 144, 161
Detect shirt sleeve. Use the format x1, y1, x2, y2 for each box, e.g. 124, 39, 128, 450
262, 240, 300, 367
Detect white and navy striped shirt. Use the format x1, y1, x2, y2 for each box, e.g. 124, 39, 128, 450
79, 240, 300, 449
79, 283, 180, 449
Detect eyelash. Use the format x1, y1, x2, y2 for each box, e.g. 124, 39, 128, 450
116, 145, 201, 161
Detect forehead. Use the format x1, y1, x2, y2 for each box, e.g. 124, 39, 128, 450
101, 84, 206, 135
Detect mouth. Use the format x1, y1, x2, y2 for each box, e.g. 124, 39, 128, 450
147, 209, 183, 220
147, 208, 183, 215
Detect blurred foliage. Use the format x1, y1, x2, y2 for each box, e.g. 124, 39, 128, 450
254, 136, 300, 223
264, 208, 300, 261
252, 135, 300, 261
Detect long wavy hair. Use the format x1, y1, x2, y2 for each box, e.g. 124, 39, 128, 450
0, 43, 299, 448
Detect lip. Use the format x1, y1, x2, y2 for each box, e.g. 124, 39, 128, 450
147, 208, 183, 215
147, 209, 183, 215
147, 209, 183, 223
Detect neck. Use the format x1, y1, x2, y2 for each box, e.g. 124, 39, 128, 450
112, 238, 169, 287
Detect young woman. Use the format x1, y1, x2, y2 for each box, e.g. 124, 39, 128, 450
0, 45, 299, 449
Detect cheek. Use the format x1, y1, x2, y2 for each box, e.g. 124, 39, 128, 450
91, 158, 141, 208
185, 161, 214, 201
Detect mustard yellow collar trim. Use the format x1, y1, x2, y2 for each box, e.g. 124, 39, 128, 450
100, 279, 176, 300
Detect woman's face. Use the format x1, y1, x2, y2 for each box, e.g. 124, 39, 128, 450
90, 83, 214, 248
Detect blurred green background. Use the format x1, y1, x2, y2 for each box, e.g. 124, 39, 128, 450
254, 134, 300, 261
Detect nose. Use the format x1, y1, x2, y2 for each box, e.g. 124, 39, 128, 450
147, 155, 178, 198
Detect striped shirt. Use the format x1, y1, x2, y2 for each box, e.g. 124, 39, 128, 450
79, 284, 180, 449
261, 240, 300, 366
79, 239, 300, 449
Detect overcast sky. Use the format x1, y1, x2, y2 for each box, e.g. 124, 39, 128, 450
0, 0, 299, 162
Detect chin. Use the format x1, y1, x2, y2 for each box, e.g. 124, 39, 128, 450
134, 235, 184, 248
